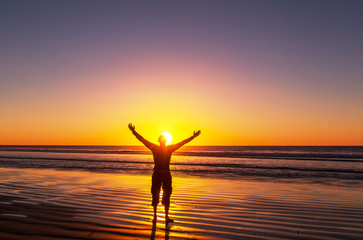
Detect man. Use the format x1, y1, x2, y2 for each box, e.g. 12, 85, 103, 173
128, 123, 201, 223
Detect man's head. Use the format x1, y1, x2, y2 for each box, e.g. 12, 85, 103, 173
158, 135, 167, 145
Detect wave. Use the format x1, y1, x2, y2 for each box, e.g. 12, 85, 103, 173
1, 145, 363, 161
1, 146, 362, 181
1, 155, 362, 180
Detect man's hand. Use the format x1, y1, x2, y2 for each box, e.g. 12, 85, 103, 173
128, 123, 136, 133
193, 130, 201, 138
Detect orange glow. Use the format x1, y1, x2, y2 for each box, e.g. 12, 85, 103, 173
161, 132, 172, 145
0, 54, 362, 146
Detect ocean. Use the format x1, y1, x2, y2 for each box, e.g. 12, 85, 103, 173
1, 145, 362, 184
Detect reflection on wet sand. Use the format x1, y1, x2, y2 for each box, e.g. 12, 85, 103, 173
0, 168, 362, 239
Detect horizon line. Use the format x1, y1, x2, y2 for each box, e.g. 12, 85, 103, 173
0, 144, 362, 147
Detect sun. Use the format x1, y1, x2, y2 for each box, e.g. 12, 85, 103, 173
161, 132, 173, 145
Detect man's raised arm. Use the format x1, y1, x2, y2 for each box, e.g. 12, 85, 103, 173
170, 130, 201, 152
128, 123, 157, 150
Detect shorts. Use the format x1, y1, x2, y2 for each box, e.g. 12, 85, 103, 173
151, 169, 172, 206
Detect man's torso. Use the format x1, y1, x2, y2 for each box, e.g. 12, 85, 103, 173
151, 146, 173, 170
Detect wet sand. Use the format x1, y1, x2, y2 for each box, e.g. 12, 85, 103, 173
0, 167, 362, 239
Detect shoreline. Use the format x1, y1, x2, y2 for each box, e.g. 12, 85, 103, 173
0, 167, 362, 239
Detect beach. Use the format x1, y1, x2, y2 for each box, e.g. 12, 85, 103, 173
1, 167, 362, 240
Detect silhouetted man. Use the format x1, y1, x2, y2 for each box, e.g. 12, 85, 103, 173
128, 123, 201, 224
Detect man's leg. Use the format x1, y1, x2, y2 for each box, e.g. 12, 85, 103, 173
162, 172, 173, 223
151, 171, 161, 222
153, 205, 157, 222
164, 202, 170, 220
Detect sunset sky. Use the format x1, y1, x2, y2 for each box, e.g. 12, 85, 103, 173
1, 1, 362, 145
